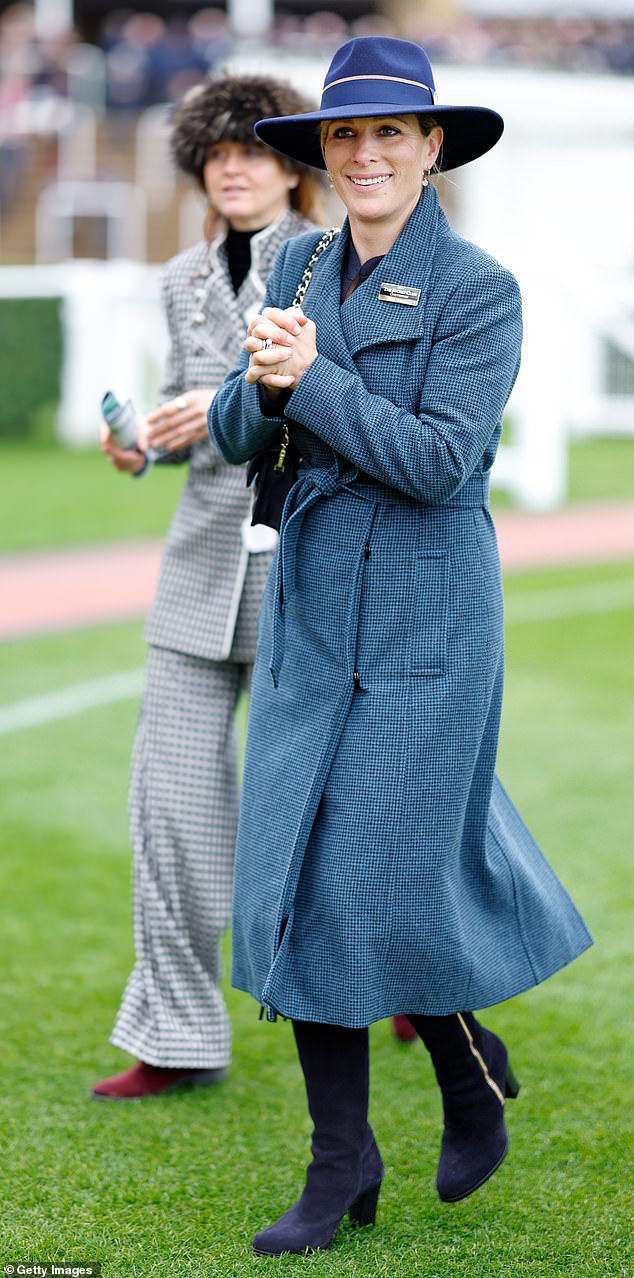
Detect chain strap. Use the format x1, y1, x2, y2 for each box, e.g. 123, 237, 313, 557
292, 226, 340, 309
273, 226, 340, 473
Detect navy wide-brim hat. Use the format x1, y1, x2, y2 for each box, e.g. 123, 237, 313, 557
254, 36, 504, 172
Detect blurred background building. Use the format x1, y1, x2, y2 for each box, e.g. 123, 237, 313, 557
1, 0, 634, 504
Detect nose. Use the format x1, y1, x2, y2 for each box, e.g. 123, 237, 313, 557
350, 126, 379, 164
221, 145, 244, 174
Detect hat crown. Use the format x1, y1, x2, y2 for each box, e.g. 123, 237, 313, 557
253, 34, 504, 175
321, 36, 436, 112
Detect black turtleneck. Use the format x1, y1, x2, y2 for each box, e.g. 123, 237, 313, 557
225, 225, 258, 295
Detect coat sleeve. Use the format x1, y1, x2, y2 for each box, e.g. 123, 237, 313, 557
286, 263, 522, 504
208, 239, 299, 464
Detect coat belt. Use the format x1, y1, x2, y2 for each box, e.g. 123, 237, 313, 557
268, 464, 490, 687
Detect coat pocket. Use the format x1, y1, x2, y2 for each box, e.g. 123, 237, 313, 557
410, 550, 449, 676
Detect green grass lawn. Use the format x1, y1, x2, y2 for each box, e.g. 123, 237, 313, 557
1, 557, 633, 1276
0, 444, 185, 553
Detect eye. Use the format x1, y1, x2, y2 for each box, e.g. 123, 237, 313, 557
331, 126, 355, 139
377, 125, 400, 136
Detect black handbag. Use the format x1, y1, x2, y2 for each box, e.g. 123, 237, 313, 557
248, 227, 340, 530
246, 425, 300, 532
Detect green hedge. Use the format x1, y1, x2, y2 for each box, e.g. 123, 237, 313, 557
0, 297, 62, 440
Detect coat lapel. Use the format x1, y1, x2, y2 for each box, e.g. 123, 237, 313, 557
249, 208, 310, 301
340, 187, 440, 356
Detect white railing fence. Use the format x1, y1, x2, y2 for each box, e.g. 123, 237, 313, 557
1, 257, 633, 502
1, 256, 632, 504
35, 182, 148, 262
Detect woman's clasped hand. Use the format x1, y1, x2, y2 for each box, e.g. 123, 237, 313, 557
244, 306, 317, 391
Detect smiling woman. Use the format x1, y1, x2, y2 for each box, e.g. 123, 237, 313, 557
209, 34, 592, 1259
321, 114, 443, 258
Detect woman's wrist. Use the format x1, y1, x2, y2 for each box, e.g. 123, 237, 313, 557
258, 384, 291, 417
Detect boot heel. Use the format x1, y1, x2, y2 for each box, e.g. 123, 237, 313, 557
505, 1059, 521, 1099
349, 1181, 381, 1228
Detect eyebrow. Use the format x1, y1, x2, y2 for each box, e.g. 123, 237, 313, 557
327, 116, 410, 132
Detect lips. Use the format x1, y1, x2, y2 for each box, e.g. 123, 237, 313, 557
348, 174, 392, 188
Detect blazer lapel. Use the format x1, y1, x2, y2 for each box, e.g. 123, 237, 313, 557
194, 212, 309, 369
250, 207, 310, 298
189, 234, 244, 368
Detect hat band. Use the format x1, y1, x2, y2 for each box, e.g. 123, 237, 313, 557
322, 73, 438, 108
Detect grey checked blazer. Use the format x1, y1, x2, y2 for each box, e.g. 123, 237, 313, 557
145, 207, 314, 662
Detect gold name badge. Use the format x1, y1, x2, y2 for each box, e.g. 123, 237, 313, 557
378, 282, 421, 306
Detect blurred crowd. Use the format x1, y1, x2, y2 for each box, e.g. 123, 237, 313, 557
1, 2, 634, 222
409, 14, 634, 76
2, 2, 634, 117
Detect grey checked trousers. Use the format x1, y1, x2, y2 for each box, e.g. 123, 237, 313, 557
110, 644, 251, 1068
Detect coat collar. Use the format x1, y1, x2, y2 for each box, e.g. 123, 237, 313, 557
206, 207, 311, 296
305, 187, 441, 361
250, 207, 310, 279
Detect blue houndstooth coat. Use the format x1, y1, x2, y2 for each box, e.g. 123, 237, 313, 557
210, 187, 592, 1026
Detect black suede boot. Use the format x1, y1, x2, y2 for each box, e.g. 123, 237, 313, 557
252, 1020, 384, 1256
409, 1011, 520, 1202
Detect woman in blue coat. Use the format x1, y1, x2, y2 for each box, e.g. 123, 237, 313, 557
209, 36, 592, 1256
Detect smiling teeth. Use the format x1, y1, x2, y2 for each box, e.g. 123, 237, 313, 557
351, 175, 391, 186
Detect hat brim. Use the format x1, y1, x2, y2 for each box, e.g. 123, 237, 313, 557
255, 103, 503, 173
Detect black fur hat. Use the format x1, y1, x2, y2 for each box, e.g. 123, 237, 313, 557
170, 75, 315, 189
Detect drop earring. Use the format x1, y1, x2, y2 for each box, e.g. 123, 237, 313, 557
421, 169, 430, 188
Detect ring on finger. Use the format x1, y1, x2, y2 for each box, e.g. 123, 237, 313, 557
175, 396, 187, 410
261, 338, 273, 351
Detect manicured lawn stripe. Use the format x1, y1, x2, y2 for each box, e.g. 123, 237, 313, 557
505, 574, 634, 622
0, 669, 144, 734
2, 566, 634, 734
